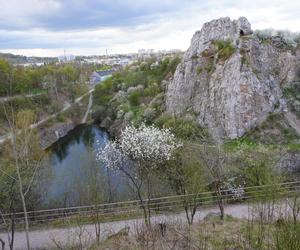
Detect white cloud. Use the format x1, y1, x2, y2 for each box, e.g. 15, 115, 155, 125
1, 0, 300, 56
0, 0, 61, 29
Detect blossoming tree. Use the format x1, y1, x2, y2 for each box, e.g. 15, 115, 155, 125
96, 123, 181, 225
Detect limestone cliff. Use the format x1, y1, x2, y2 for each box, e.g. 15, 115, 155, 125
166, 17, 300, 142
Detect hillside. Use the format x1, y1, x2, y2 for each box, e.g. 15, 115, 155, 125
0, 52, 57, 64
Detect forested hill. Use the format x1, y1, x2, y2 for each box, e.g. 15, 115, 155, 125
0, 52, 57, 64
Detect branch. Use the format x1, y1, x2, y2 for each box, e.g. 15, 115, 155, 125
24, 160, 41, 197
0, 168, 16, 181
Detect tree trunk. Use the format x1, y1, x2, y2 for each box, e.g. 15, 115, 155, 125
121, 168, 150, 226
106, 168, 113, 203
184, 204, 192, 225
18, 179, 31, 250
94, 209, 101, 244
8, 212, 15, 250
13, 137, 31, 250
146, 177, 152, 226
217, 193, 224, 220
0, 238, 5, 250
292, 196, 299, 225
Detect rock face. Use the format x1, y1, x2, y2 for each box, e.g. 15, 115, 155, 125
166, 17, 300, 142
39, 121, 75, 149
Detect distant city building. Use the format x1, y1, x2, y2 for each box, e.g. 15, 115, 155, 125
84, 56, 133, 67
58, 54, 75, 62
138, 49, 155, 55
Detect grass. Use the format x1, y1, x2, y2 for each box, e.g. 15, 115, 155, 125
90, 215, 300, 250
205, 60, 214, 73
213, 39, 236, 61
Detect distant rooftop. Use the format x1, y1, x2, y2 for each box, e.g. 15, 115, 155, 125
96, 69, 115, 76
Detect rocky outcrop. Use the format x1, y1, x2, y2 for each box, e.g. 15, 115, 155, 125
166, 17, 300, 142
39, 121, 75, 149
278, 151, 300, 175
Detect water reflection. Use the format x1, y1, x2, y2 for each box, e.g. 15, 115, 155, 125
41, 125, 131, 208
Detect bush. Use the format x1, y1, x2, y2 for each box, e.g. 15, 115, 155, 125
142, 107, 157, 123
31, 93, 51, 106
7, 96, 34, 111
155, 115, 208, 141
128, 90, 141, 106
274, 222, 300, 250
205, 61, 215, 73
93, 78, 115, 106
214, 40, 236, 60
56, 114, 66, 122
144, 83, 160, 97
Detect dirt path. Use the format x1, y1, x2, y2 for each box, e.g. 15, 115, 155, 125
81, 93, 93, 123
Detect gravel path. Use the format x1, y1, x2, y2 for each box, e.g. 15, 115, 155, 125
81, 93, 93, 124
0, 203, 253, 249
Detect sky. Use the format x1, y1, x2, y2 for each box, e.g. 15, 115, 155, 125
0, 0, 300, 57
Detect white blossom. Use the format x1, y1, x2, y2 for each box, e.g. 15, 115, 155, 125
96, 123, 181, 172
96, 140, 129, 172
223, 177, 245, 200
118, 123, 181, 165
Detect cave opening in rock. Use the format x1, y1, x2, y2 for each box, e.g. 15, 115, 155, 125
240, 30, 245, 36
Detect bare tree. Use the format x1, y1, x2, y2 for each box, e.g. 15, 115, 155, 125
288, 195, 300, 224
0, 185, 16, 250
162, 145, 207, 225
3, 107, 45, 250
198, 145, 229, 220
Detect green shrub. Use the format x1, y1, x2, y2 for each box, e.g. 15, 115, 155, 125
144, 83, 160, 97
56, 114, 66, 122
196, 68, 203, 75
274, 222, 300, 250
31, 93, 51, 106
155, 115, 208, 141
130, 106, 145, 125
128, 90, 141, 106
283, 82, 300, 101
93, 78, 115, 106
214, 40, 236, 60
7, 96, 34, 111
205, 60, 215, 73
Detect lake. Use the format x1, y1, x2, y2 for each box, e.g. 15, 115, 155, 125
41, 124, 131, 208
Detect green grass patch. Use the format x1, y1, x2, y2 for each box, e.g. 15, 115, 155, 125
213, 39, 236, 61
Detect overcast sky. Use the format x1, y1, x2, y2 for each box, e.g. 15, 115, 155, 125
0, 0, 299, 57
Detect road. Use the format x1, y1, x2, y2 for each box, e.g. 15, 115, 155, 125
0, 88, 95, 145
0, 202, 288, 250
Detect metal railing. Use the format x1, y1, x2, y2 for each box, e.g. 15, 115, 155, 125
1, 181, 300, 227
